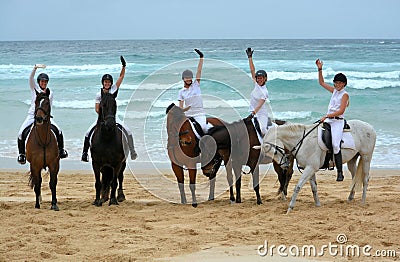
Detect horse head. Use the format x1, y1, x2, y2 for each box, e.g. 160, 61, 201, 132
34, 90, 52, 126
262, 126, 289, 168
99, 90, 117, 132
166, 103, 191, 147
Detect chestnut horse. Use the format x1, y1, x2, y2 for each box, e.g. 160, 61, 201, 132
200, 116, 294, 205
90, 90, 129, 206
165, 103, 227, 207
26, 91, 60, 210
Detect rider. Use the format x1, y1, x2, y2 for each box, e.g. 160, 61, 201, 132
178, 49, 208, 134
81, 56, 137, 162
17, 64, 68, 164
246, 47, 270, 136
316, 59, 349, 182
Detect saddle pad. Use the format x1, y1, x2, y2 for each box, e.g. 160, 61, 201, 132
317, 125, 356, 151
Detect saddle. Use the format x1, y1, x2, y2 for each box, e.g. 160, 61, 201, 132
188, 117, 204, 138
22, 123, 59, 146
253, 117, 273, 143
320, 120, 351, 169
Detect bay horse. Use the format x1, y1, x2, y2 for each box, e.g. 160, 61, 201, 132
26, 91, 60, 210
90, 90, 129, 206
262, 120, 376, 213
200, 116, 294, 205
165, 103, 227, 207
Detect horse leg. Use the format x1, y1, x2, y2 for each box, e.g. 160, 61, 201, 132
273, 162, 286, 200
225, 160, 235, 203
251, 164, 262, 205
32, 168, 42, 209
208, 174, 216, 201
233, 162, 242, 203
92, 164, 103, 207
172, 163, 186, 204
309, 174, 321, 207
287, 166, 316, 214
189, 169, 197, 208
347, 155, 358, 201
361, 155, 372, 204
109, 167, 120, 206
49, 164, 60, 211
117, 163, 126, 202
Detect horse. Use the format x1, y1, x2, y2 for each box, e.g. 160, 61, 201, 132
90, 90, 129, 206
165, 103, 227, 207
261, 120, 376, 213
200, 116, 294, 205
26, 91, 60, 210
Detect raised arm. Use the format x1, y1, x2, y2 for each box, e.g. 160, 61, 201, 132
194, 49, 204, 83
316, 59, 334, 93
246, 48, 256, 81
115, 56, 126, 88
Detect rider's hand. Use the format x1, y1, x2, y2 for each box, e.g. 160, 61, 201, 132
120, 56, 126, 67
315, 59, 323, 71
246, 47, 254, 58
194, 49, 204, 58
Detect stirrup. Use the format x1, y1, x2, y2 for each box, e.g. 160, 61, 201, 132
17, 154, 26, 165
81, 152, 89, 162
59, 149, 68, 159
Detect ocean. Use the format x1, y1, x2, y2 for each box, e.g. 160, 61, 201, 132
1, 39, 399, 170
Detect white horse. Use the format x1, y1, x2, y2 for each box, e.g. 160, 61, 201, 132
261, 119, 376, 214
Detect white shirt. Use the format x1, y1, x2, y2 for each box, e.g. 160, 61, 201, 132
249, 83, 269, 116
95, 84, 118, 104
28, 70, 53, 115
327, 89, 347, 118
178, 80, 205, 117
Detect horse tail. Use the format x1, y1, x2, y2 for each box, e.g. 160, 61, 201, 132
351, 157, 364, 192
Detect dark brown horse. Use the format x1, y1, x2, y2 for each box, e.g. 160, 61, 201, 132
90, 90, 128, 206
200, 116, 294, 205
166, 103, 226, 207
26, 91, 60, 210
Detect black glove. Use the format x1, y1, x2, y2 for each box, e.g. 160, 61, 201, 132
194, 49, 204, 58
120, 56, 126, 67
246, 47, 253, 58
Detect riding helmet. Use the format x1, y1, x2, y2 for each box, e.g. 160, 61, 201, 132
182, 70, 193, 79
101, 74, 113, 86
255, 70, 267, 78
37, 73, 49, 84
333, 73, 347, 86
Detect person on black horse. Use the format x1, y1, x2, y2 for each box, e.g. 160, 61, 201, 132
81, 56, 137, 162
17, 64, 68, 164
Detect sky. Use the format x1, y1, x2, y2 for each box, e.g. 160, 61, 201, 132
1, 0, 400, 41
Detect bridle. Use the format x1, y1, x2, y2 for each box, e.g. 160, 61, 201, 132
265, 122, 321, 170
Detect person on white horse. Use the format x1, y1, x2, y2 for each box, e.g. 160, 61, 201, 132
246, 47, 270, 136
17, 64, 68, 165
316, 59, 349, 182
81, 56, 137, 162
178, 49, 208, 134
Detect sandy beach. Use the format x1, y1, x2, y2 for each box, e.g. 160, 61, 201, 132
0, 166, 399, 261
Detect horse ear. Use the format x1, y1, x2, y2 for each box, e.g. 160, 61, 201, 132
112, 90, 119, 99
166, 103, 175, 114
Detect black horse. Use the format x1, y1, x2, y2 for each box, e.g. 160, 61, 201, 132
200, 116, 294, 205
90, 90, 129, 206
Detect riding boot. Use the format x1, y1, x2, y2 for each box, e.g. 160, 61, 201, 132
127, 134, 137, 160
334, 150, 344, 182
81, 136, 90, 162
56, 132, 68, 159
17, 138, 26, 165
321, 151, 333, 169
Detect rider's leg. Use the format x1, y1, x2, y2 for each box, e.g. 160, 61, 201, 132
334, 150, 344, 181
17, 116, 34, 164
117, 120, 137, 160
50, 121, 68, 159
331, 120, 345, 181
81, 122, 96, 162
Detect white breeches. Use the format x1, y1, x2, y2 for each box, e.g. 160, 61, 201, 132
192, 114, 207, 134
325, 119, 344, 154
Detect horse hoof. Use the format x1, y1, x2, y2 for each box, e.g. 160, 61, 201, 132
230, 197, 235, 202
236, 199, 242, 203
93, 200, 102, 207
230, 200, 235, 204
35, 205, 40, 209
117, 194, 126, 202
51, 204, 59, 211
208, 198, 214, 201
192, 202, 198, 208
286, 207, 293, 214
257, 199, 262, 205
109, 198, 119, 206
315, 202, 321, 207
